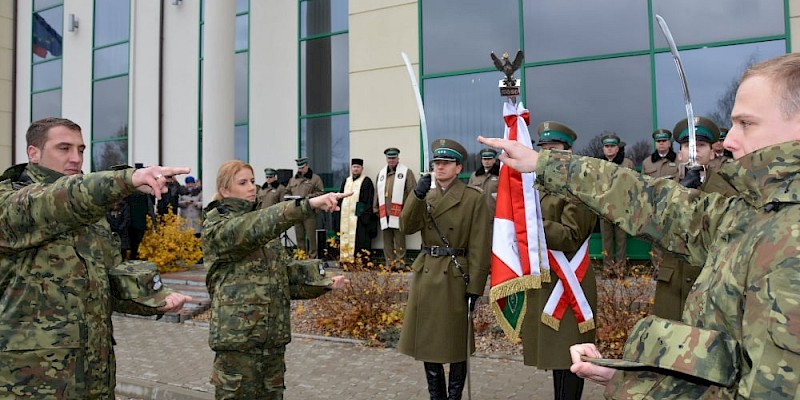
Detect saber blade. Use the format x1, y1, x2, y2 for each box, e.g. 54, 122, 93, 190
655, 14, 697, 166
401, 52, 433, 176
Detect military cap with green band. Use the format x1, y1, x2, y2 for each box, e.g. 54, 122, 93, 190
536, 121, 577, 147
479, 148, 498, 159
431, 138, 467, 163
109, 260, 171, 308
583, 315, 739, 387
384, 147, 400, 158
600, 133, 622, 146
673, 116, 719, 143
264, 168, 278, 177
651, 128, 672, 141
295, 157, 309, 167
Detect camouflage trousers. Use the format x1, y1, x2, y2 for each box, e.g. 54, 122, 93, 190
211, 349, 286, 400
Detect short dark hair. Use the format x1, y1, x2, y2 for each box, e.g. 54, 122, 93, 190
26, 117, 82, 149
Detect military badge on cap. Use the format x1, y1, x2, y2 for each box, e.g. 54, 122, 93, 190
383, 147, 400, 158
109, 260, 170, 308
651, 129, 672, 141
600, 133, 621, 146
431, 138, 467, 163
536, 121, 577, 147
672, 116, 719, 143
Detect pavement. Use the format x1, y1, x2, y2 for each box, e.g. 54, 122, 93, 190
113, 315, 606, 399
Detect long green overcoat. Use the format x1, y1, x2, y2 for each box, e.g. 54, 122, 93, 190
520, 193, 597, 370
398, 179, 490, 363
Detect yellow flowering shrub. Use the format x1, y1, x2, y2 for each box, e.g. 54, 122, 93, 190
139, 210, 203, 273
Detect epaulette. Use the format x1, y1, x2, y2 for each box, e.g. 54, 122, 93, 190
466, 185, 484, 194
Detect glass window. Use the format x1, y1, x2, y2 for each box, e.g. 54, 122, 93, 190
300, 0, 348, 38
236, 0, 249, 14
34, 0, 62, 10
524, 0, 649, 61
31, 89, 61, 121
93, 43, 129, 79
92, 140, 128, 172
235, 124, 248, 161
422, 0, 518, 74
300, 34, 349, 115
423, 71, 508, 174
655, 40, 785, 130
92, 76, 129, 141
32, 58, 61, 91
235, 14, 249, 51
32, 8, 63, 61
525, 56, 653, 155
94, 0, 130, 47
235, 52, 248, 123
300, 114, 349, 188
652, 0, 784, 48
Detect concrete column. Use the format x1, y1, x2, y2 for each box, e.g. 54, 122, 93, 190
201, 1, 236, 203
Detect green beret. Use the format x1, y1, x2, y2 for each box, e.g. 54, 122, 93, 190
264, 168, 277, 177
672, 116, 719, 143
479, 148, 497, 159
383, 147, 400, 158
652, 129, 672, 141
431, 138, 467, 163
536, 121, 577, 147
600, 133, 621, 146
109, 261, 170, 308
295, 157, 309, 167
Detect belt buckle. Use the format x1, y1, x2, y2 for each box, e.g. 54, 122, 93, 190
430, 246, 441, 256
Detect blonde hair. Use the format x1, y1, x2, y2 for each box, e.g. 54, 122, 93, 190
212, 160, 254, 202
740, 53, 800, 120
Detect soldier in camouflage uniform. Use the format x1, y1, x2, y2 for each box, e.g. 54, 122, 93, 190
0, 117, 192, 399
399, 139, 490, 400
480, 53, 800, 398
203, 160, 349, 400
521, 122, 597, 400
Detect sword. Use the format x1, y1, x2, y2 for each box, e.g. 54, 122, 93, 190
401, 52, 435, 188
466, 296, 474, 400
655, 14, 697, 167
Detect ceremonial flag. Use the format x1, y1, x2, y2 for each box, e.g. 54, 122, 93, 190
489, 101, 549, 342
32, 12, 63, 59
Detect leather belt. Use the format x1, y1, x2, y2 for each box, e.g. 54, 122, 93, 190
423, 246, 467, 257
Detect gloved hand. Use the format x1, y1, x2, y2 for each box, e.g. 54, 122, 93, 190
465, 293, 481, 312
679, 165, 703, 189
414, 173, 433, 199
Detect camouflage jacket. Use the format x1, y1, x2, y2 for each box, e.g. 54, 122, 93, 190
0, 163, 166, 399
203, 197, 315, 354
536, 142, 800, 398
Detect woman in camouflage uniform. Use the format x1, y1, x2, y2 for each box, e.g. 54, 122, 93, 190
203, 160, 348, 400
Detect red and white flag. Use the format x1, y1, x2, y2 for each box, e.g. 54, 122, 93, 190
489, 101, 550, 342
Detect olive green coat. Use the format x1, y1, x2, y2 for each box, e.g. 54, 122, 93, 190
653, 165, 738, 320
521, 193, 597, 370
398, 180, 490, 363
467, 167, 499, 216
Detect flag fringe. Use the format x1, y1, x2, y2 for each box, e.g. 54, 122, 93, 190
489, 301, 524, 343
540, 267, 551, 283
489, 275, 541, 303
578, 318, 596, 334
541, 312, 560, 331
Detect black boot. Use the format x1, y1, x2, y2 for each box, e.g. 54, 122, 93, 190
447, 361, 467, 400
424, 362, 447, 400
553, 369, 585, 400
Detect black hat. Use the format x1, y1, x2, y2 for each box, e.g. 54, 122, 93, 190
383, 148, 400, 158
536, 121, 577, 147
652, 129, 672, 141
672, 117, 719, 143
431, 138, 467, 163
351, 158, 364, 166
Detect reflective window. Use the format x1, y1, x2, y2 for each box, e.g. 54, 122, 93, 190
524, 0, 649, 61
93, 43, 129, 79
422, 0, 518, 74
32, 58, 61, 92
92, 141, 128, 172
300, 34, 349, 115
235, 52, 248, 124
424, 71, 508, 174
235, 125, 248, 161
300, 0, 348, 38
31, 90, 61, 121
32, 8, 63, 61
236, 0, 249, 14
300, 115, 349, 188
653, 0, 784, 48
235, 14, 249, 51
34, 0, 62, 10
525, 56, 653, 156
94, 0, 130, 47
655, 40, 785, 130
92, 76, 129, 141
